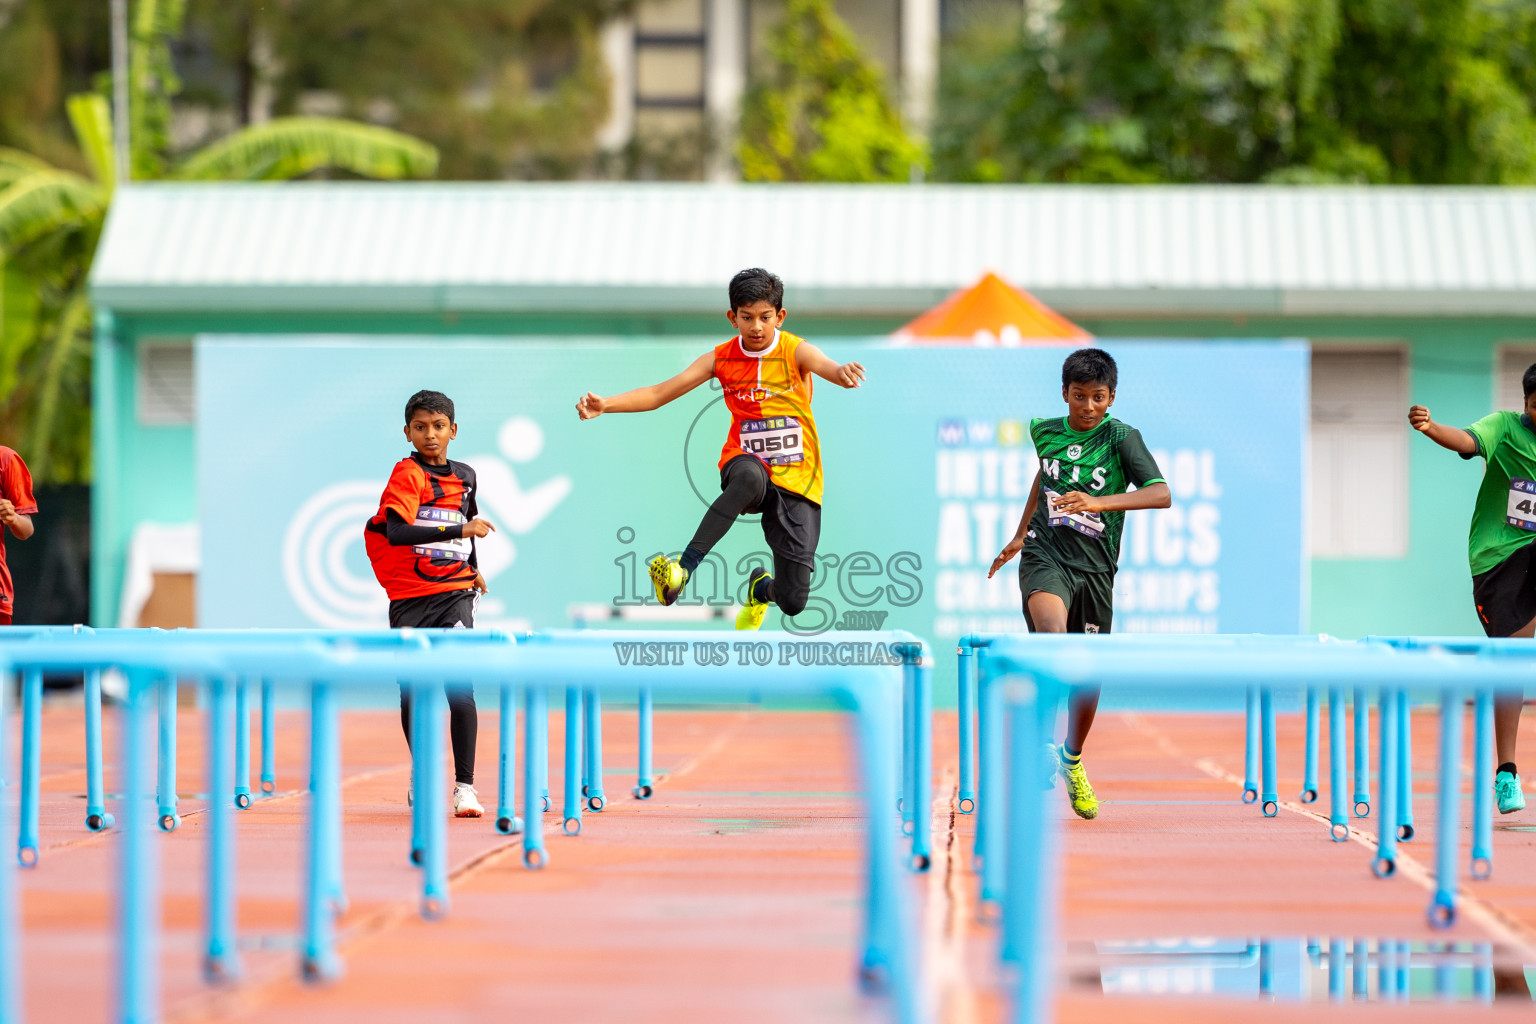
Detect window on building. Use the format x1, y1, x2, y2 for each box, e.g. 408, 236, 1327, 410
629, 0, 707, 175
1310, 346, 1408, 558
1495, 345, 1536, 412
636, 0, 705, 113
137, 342, 195, 425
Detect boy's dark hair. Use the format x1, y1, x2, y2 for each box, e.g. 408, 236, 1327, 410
1524, 363, 1536, 401
729, 267, 784, 311
405, 389, 455, 425
1062, 348, 1118, 392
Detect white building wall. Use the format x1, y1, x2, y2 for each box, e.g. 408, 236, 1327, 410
900, 0, 941, 142
705, 0, 747, 182
597, 16, 637, 151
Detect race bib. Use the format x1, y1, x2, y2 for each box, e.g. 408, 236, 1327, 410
412, 506, 472, 562
739, 416, 804, 466
1045, 488, 1105, 539
1508, 478, 1536, 532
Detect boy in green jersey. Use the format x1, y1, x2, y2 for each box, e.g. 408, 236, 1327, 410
1409, 371, 1536, 814
989, 348, 1171, 819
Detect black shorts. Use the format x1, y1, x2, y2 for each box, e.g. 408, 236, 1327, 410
725, 455, 822, 568
389, 587, 476, 629
1019, 547, 1114, 634
1473, 541, 1536, 637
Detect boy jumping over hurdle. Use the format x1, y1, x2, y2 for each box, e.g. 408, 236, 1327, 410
575, 268, 864, 630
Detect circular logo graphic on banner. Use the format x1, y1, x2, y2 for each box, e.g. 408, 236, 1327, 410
282, 480, 389, 628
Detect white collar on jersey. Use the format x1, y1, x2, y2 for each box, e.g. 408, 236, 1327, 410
737, 328, 780, 359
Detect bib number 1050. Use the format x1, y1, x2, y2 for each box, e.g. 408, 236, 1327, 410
740, 416, 804, 467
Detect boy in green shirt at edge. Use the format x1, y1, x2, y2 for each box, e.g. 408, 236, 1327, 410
1410, 372, 1536, 814
989, 348, 1171, 819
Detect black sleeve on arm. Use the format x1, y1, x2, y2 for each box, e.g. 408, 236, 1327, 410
459, 463, 480, 572
384, 509, 464, 546
1458, 429, 1484, 461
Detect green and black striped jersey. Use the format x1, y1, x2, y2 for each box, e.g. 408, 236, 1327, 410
1026, 416, 1164, 575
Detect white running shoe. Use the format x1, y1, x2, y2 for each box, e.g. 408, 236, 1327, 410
452, 782, 484, 818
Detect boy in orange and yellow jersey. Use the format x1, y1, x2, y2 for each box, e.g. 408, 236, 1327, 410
575, 268, 864, 629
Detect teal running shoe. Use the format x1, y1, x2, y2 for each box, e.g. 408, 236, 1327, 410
1497, 770, 1526, 814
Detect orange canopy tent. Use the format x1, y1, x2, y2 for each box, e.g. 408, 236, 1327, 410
892, 272, 1090, 345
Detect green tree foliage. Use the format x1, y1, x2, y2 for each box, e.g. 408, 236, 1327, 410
0, 9, 437, 483
0, 2, 622, 181
935, 0, 1536, 184
182, 0, 624, 179
0, 0, 109, 171
737, 0, 924, 182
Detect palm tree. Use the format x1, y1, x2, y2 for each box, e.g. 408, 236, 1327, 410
0, 95, 437, 482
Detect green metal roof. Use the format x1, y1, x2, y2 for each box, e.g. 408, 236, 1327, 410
90, 181, 1536, 317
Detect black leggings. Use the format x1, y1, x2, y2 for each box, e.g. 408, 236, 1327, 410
688, 456, 769, 558
400, 683, 477, 786
685, 457, 814, 616
763, 556, 813, 617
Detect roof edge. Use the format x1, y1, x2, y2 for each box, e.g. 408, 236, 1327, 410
89, 282, 1536, 319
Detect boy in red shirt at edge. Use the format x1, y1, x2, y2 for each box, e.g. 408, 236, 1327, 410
364, 391, 495, 817
0, 446, 37, 624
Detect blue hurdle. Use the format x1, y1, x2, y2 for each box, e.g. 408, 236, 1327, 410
0, 659, 19, 1021
959, 633, 1374, 907
532, 628, 935, 870
0, 626, 115, 864
0, 627, 530, 865
1362, 634, 1536, 880
959, 632, 1361, 836
8, 622, 933, 876
0, 632, 924, 1024
983, 638, 1524, 1024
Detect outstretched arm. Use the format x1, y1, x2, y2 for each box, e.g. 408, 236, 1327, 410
1408, 405, 1478, 455
988, 469, 1043, 578
795, 341, 865, 389
577, 351, 714, 419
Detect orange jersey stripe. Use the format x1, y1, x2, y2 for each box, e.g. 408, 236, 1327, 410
713, 330, 823, 505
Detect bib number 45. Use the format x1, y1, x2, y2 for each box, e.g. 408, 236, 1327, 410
1508, 478, 1536, 531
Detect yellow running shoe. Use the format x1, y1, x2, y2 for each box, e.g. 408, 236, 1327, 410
735, 567, 771, 631
1058, 755, 1099, 820
648, 554, 689, 606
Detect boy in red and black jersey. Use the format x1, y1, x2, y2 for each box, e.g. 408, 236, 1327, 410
365, 390, 495, 817
0, 447, 36, 624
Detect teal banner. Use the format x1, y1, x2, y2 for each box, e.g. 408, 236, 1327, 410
197, 336, 1306, 686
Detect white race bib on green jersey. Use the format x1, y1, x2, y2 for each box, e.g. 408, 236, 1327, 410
1507, 478, 1536, 532
1045, 487, 1105, 539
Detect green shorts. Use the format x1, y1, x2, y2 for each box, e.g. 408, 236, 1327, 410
1019, 548, 1114, 634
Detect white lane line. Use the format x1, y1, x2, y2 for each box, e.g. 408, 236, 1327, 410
1125, 712, 1536, 961
923, 765, 979, 1024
